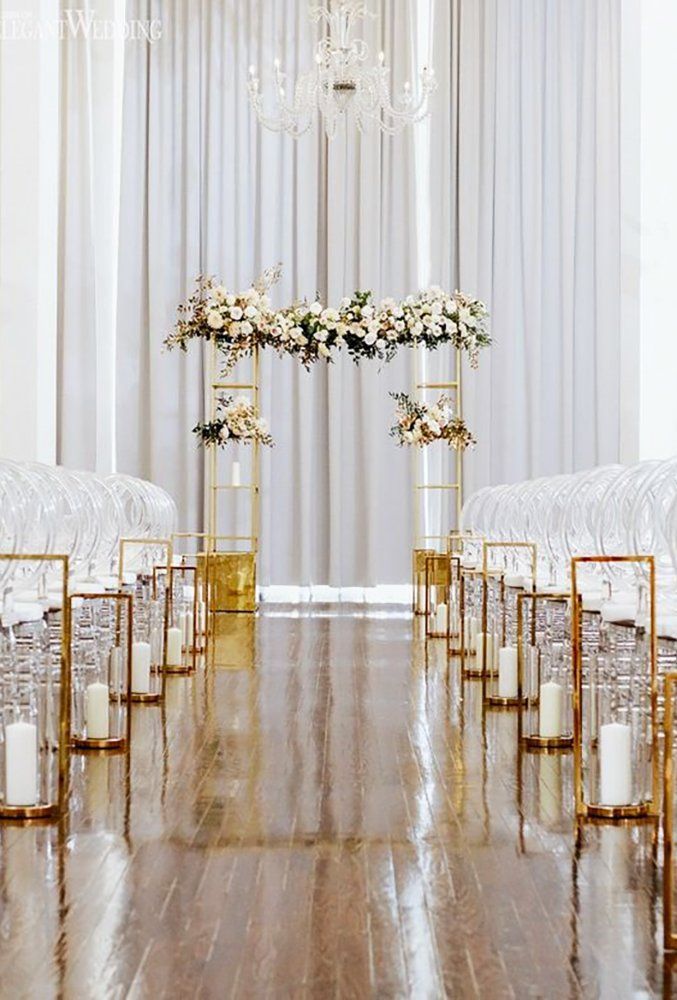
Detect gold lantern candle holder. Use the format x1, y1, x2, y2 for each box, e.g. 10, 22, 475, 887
424, 553, 452, 639
70, 592, 133, 752
171, 532, 215, 652
459, 568, 488, 679
413, 548, 436, 616
572, 555, 658, 823
480, 543, 537, 705
124, 569, 164, 706
163, 565, 198, 675
446, 557, 463, 654
118, 537, 173, 591
0, 555, 71, 822
448, 530, 482, 568
517, 591, 574, 751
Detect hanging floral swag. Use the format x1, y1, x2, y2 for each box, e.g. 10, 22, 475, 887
390, 393, 476, 451
193, 396, 274, 448
164, 265, 491, 374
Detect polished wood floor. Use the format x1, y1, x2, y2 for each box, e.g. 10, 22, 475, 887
0, 606, 674, 998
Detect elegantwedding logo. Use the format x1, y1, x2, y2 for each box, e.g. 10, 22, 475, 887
0, 9, 163, 42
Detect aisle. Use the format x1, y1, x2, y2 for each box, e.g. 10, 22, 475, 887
0, 608, 666, 998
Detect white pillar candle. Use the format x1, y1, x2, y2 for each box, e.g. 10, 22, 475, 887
86, 683, 110, 740
539, 681, 564, 739
5, 721, 37, 807
600, 722, 633, 806
435, 603, 447, 633
166, 626, 183, 666
498, 647, 519, 699
182, 608, 194, 649
131, 641, 151, 694
474, 633, 493, 672
198, 599, 207, 637
232, 461, 241, 487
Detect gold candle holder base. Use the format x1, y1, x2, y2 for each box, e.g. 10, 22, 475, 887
129, 692, 162, 705
0, 803, 59, 822
584, 802, 655, 823
523, 734, 573, 753
163, 662, 194, 676
485, 695, 526, 710
72, 736, 126, 753
464, 668, 498, 679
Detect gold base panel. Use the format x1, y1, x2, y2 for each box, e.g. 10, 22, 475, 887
130, 692, 162, 705
72, 737, 127, 753
523, 734, 573, 753
0, 803, 59, 822
583, 802, 656, 823
485, 696, 526, 710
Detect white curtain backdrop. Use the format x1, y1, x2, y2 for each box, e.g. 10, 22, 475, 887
56, 0, 623, 590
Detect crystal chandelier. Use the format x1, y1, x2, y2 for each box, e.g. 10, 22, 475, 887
247, 1, 437, 139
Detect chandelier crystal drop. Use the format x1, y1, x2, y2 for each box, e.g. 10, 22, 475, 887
247, 1, 437, 139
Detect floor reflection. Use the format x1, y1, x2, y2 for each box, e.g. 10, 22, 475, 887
0, 608, 670, 996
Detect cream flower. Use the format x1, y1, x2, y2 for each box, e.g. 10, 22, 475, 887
207, 311, 224, 330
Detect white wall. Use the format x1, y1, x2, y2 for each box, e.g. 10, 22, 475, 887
0, 0, 59, 463
638, 0, 677, 460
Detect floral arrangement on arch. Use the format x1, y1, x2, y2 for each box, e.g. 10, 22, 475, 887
390, 393, 476, 451
193, 396, 274, 448
164, 267, 491, 373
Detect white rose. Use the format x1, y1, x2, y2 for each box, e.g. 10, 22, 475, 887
226, 295, 236, 307
340, 297, 351, 309
241, 321, 253, 336
244, 305, 258, 319
207, 311, 224, 330
230, 307, 243, 321
219, 426, 230, 441
414, 322, 424, 336
309, 302, 323, 316
361, 305, 374, 319
314, 330, 328, 342
364, 332, 377, 346
318, 343, 331, 358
